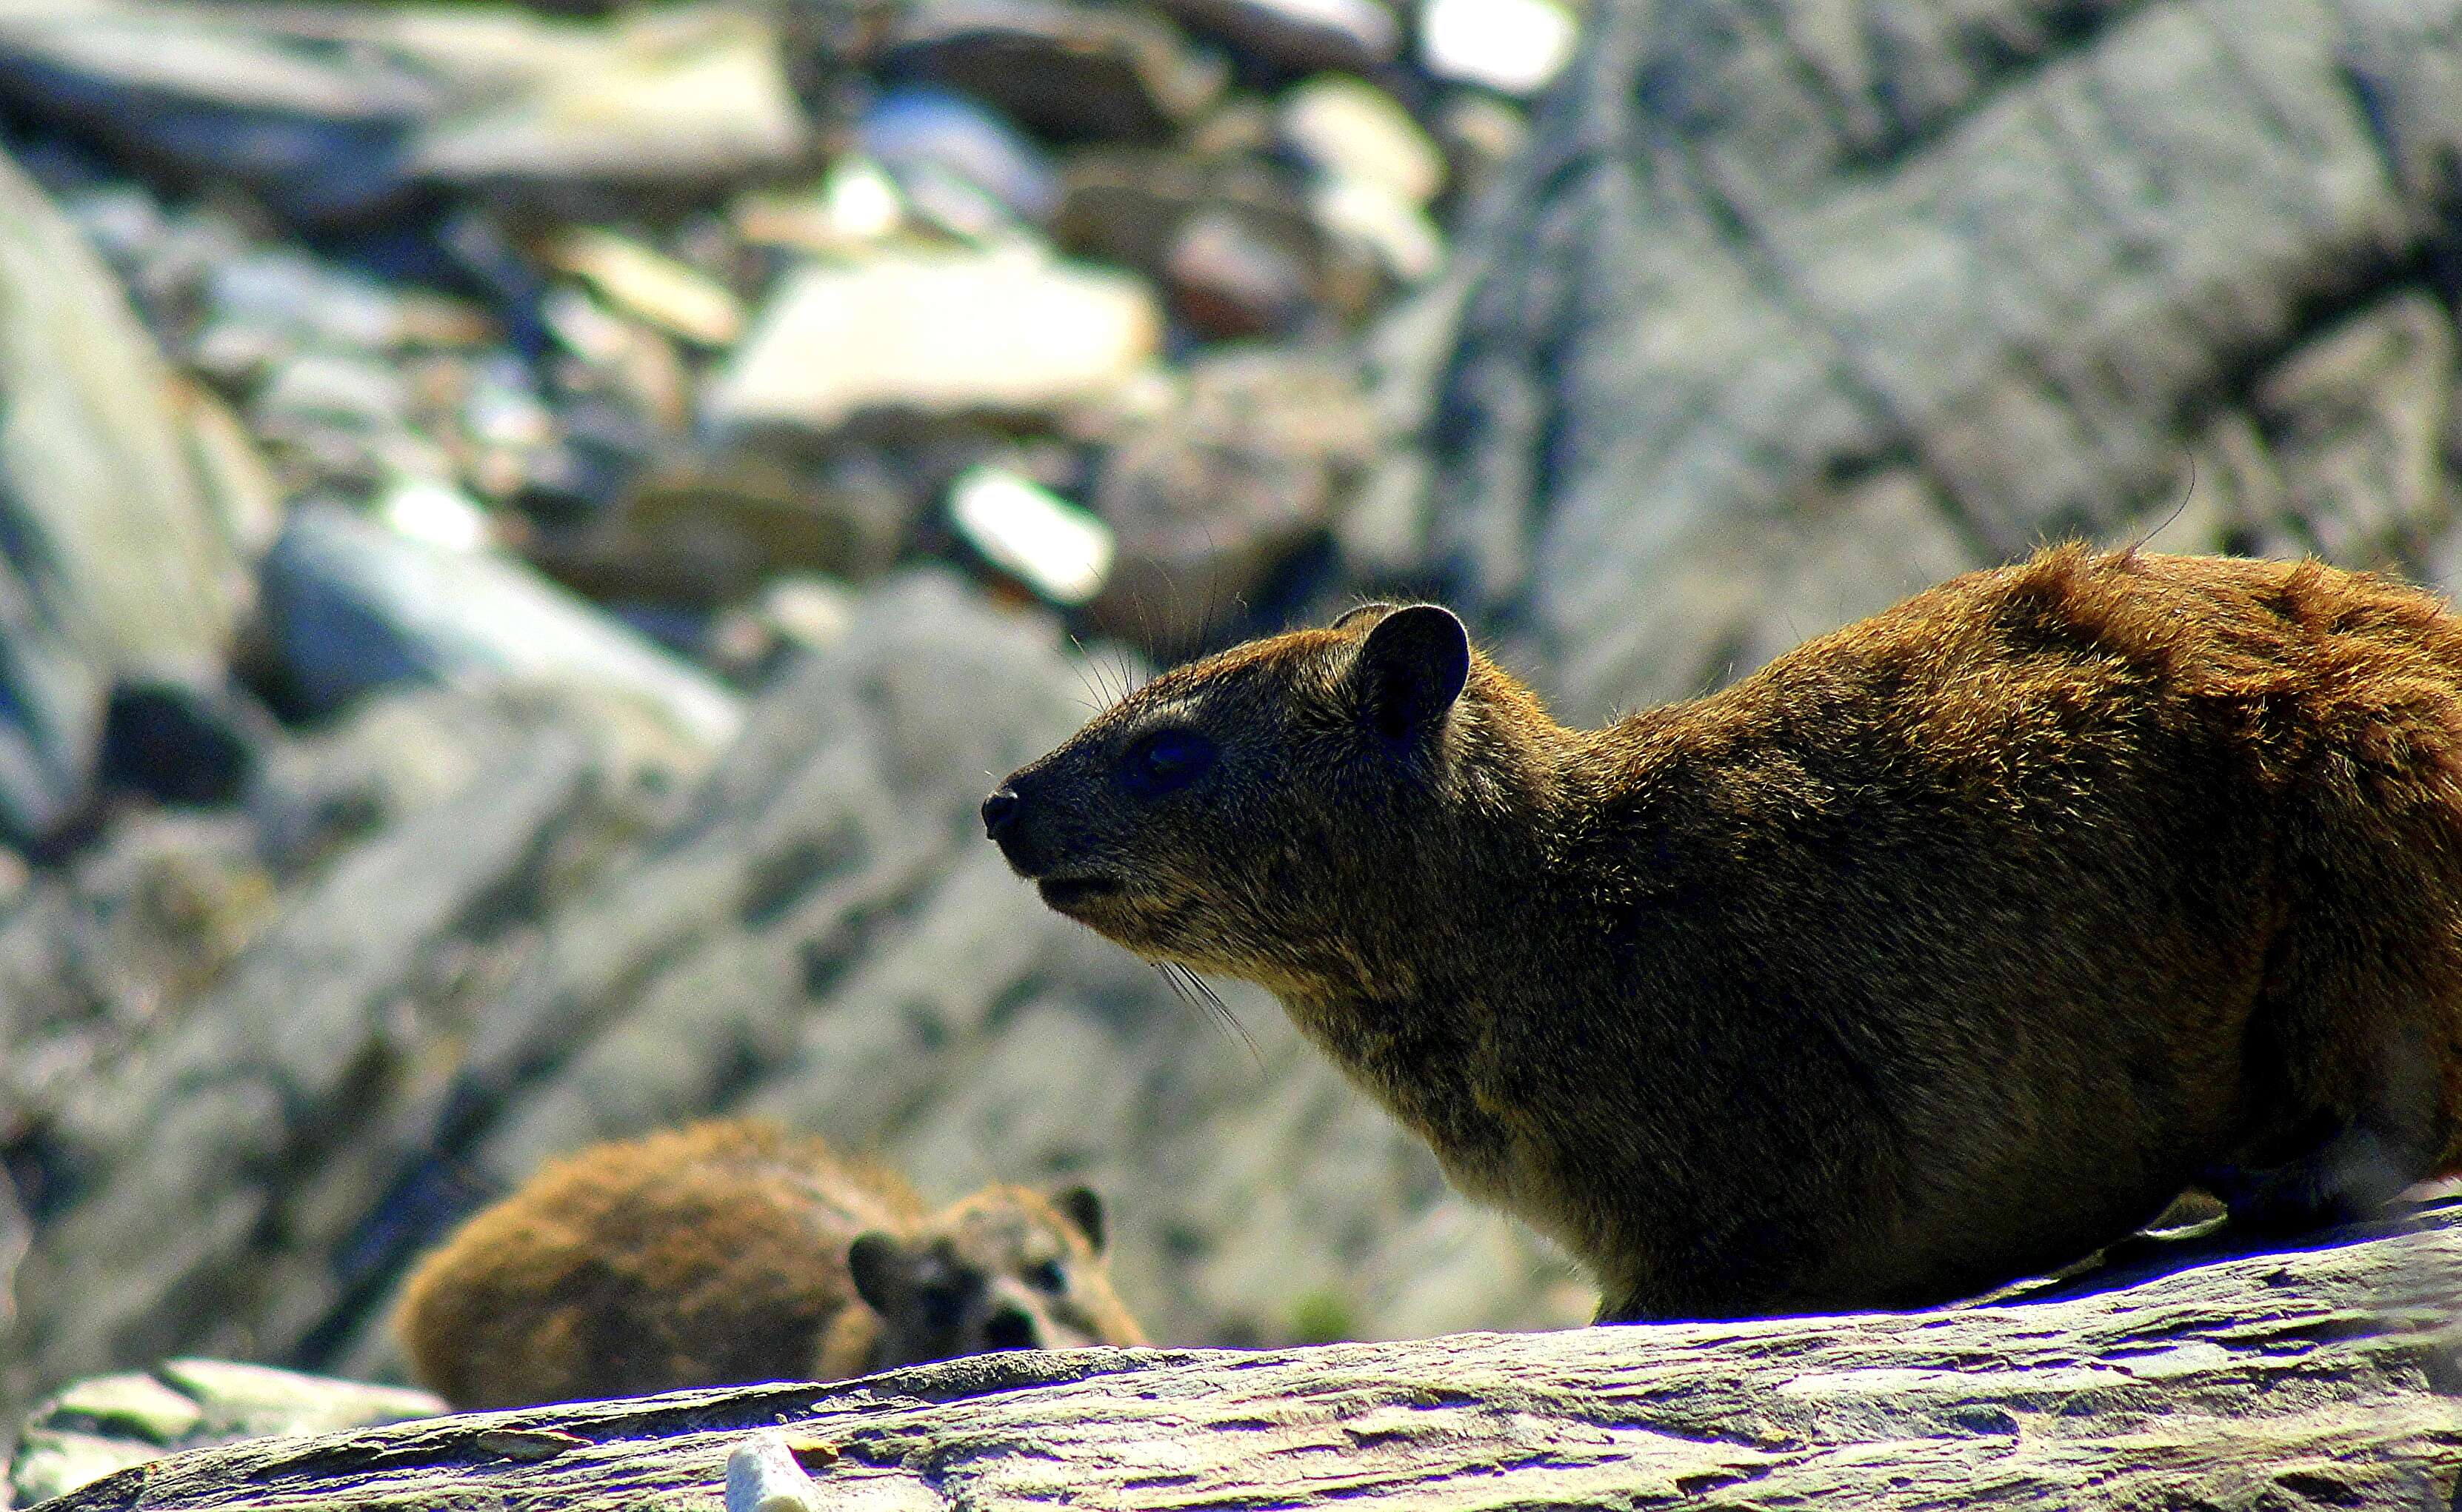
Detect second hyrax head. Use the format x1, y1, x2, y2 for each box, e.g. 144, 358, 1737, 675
984, 603, 1532, 992
847, 1184, 1138, 1366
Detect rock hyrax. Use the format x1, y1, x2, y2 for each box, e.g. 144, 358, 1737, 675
985, 546, 2462, 1321
394, 1120, 1144, 1409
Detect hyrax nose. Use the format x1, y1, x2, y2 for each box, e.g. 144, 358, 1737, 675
981, 787, 1021, 841
981, 1302, 1038, 1351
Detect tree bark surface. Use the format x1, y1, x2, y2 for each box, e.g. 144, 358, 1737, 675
39, 1203, 2462, 1512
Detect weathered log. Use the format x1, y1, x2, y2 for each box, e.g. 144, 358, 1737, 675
37, 1203, 2462, 1511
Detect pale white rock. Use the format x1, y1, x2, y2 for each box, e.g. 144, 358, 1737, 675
0, 147, 247, 661
822, 159, 907, 242
707, 249, 1162, 432
1418, 0, 1576, 93
254, 352, 412, 434
547, 229, 745, 347
170, 378, 285, 566
47, 1373, 204, 1442
757, 575, 858, 652
1311, 175, 1444, 284
950, 464, 1115, 605
540, 287, 635, 366
375, 476, 496, 554
734, 160, 910, 258
1278, 75, 1444, 207
412, 8, 806, 187
726, 1434, 826, 1512
151, 1360, 444, 1438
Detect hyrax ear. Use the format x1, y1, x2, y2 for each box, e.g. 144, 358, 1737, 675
1354, 604, 1470, 751
1052, 1186, 1106, 1252
847, 1231, 910, 1314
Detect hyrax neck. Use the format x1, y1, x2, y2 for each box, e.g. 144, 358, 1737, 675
1271, 703, 1600, 1128
1258, 709, 1675, 1262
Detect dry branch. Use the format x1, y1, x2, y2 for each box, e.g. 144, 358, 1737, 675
39, 1202, 2462, 1511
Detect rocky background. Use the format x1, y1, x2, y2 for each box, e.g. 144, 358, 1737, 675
1, 0, 2461, 1468
0, 0, 1594, 1441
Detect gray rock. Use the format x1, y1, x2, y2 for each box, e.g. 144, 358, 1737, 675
207, 250, 494, 354
881, 0, 1227, 144
2132, 295, 2462, 570
0, 3, 806, 226
7, 1427, 159, 1509
0, 810, 275, 1168
1386, 0, 2462, 719
861, 86, 1064, 227
253, 352, 415, 446
2253, 291, 2455, 564
0, 562, 109, 849
0, 570, 1569, 1420
1092, 349, 1381, 647
1055, 146, 1320, 286
150, 1359, 441, 1439
1165, 208, 1324, 338
9, 693, 665, 1410
10, 1359, 441, 1507
1431, 93, 1529, 205
2159, 409, 2308, 562
1158, 0, 1401, 74
0, 0, 431, 225
259, 503, 742, 753
170, 380, 286, 574
701, 575, 859, 683
247, 680, 704, 878
0, 144, 253, 843
524, 447, 913, 609
1055, 146, 1387, 330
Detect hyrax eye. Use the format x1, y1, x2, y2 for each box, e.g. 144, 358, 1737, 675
1026, 1257, 1067, 1294
1118, 728, 1218, 800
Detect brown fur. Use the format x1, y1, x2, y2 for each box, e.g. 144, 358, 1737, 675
393, 1120, 1144, 1409
987, 546, 2462, 1321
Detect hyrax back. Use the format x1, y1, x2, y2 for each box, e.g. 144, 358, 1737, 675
394, 1120, 1141, 1409
985, 546, 2462, 1321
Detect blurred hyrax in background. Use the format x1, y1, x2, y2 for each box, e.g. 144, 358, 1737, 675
395, 1120, 1143, 1410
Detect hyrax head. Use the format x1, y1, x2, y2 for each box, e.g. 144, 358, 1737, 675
847, 1185, 1141, 1365
983, 603, 1484, 993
